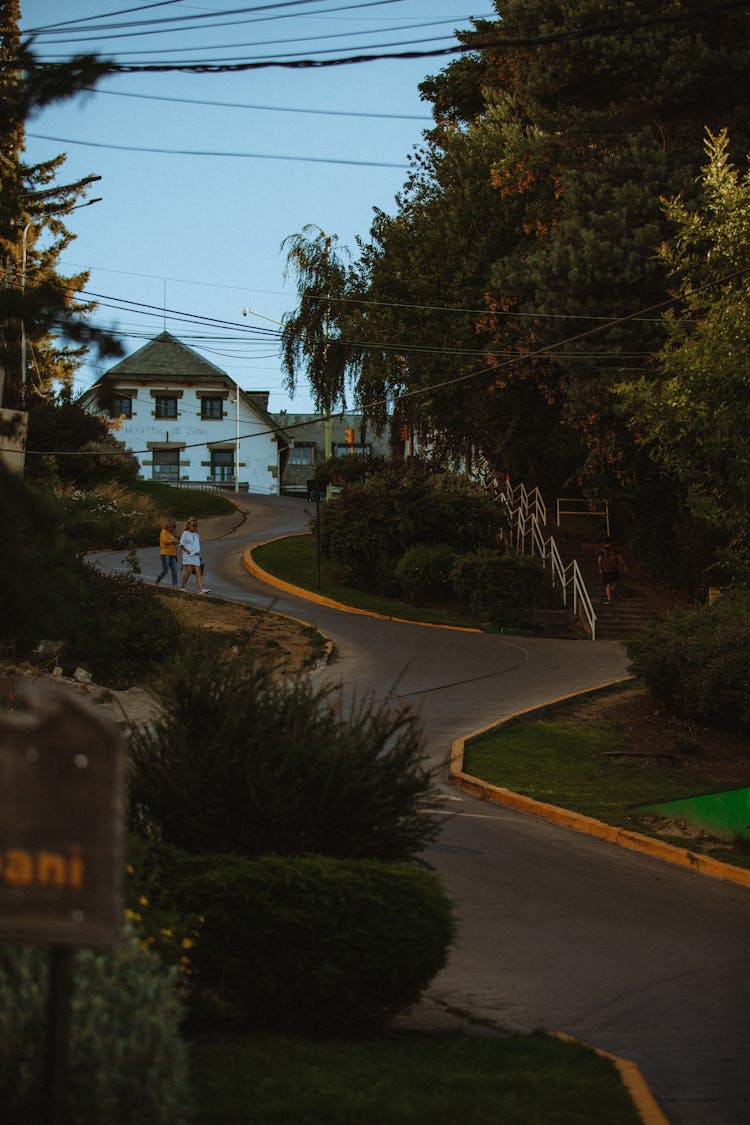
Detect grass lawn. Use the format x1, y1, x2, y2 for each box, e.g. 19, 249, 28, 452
189, 1031, 641, 1124
253, 535, 480, 629
462, 709, 750, 866
133, 480, 237, 520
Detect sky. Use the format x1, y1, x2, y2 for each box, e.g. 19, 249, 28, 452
19, 1, 492, 414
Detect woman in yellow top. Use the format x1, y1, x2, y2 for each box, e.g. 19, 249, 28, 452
155, 518, 179, 587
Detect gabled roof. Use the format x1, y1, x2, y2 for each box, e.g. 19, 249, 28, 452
88, 331, 291, 443
102, 331, 228, 380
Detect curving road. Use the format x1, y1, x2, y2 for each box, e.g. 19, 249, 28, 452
96, 494, 750, 1125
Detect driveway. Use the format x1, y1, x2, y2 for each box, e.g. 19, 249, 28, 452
96, 493, 750, 1125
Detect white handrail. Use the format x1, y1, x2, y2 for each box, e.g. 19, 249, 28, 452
510, 506, 597, 640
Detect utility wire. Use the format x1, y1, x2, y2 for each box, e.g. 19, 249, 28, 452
81, 87, 432, 120
27, 132, 411, 168
19, 263, 750, 460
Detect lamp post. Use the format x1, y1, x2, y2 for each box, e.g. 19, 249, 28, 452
20, 195, 102, 403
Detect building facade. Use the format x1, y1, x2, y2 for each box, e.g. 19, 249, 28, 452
79, 332, 289, 494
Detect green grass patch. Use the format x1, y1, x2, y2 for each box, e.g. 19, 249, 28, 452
463, 717, 723, 836
253, 535, 480, 628
189, 1031, 640, 1124
133, 481, 236, 520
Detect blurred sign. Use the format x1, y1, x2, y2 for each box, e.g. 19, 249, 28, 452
307, 477, 330, 502
0, 684, 125, 947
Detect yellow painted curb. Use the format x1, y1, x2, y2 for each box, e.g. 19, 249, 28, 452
449, 679, 750, 891
552, 1033, 670, 1125
243, 536, 481, 632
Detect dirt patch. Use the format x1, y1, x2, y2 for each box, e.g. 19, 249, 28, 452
1, 592, 329, 729
562, 684, 750, 790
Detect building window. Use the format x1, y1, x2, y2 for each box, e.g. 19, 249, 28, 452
289, 445, 314, 465
111, 395, 132, 419
152, 449, 180, 482
210, 449, 234, 482
155, 396, 178, 419
201, 398, 224, 420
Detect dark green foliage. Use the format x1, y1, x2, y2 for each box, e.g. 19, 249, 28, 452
0, 462, 83, 650
68, 566, 183, 688
169, 851, 455, 1034
626, 591, 750, 730
0, 932, 188, 1125
128, 646, 440, 863
319, 465, 505, 593
395, 543, 458, 605
26, 400, 138, 486
451, 549, 547, 628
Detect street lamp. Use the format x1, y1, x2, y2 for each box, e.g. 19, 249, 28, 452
20, 195, 102, 403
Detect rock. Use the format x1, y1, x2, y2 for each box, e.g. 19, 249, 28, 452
73, 667, 93, 684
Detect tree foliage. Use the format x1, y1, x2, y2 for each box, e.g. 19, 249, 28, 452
618, 130, 750, 581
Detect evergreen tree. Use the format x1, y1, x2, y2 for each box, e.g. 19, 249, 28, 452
0, 0, 117, 409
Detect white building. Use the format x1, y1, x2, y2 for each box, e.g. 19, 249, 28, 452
80, 332, 289, 493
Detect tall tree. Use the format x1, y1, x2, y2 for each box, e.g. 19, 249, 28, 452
0, 0, 116, 408
618, 129, 750, 583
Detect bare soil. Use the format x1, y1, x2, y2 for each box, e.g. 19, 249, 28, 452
564, 684, 750, 790
1, 592, 328, 728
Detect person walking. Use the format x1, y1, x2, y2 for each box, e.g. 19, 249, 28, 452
597, 540, 626, 604
179, 517, 209, 594
155, 518, 180, 587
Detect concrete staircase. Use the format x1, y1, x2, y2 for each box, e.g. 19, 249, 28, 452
553, 514, 683, 640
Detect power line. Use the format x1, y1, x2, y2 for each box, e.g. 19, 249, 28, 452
82, 87, 432, 121
27, 132, 411, 169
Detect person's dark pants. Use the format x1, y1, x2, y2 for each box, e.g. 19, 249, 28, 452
156, 554, 178, 586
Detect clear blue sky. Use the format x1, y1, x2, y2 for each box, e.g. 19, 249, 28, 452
20, 1, 490, 413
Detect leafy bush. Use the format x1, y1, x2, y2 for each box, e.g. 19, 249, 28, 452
395, 542, 458, 605
128, 646, 440, 862
318, 465, 505, 593
69, 566, 183, 687
0, 928, 188, 1125
169, 851, 455, 1034
27, 399, 139, 488
0, 463, 84, 651
451, 549, 547, 628
55, 481, 163, 553
625, 590, 750, 729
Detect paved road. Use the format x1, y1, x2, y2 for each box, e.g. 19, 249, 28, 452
98, 494, 750, 1125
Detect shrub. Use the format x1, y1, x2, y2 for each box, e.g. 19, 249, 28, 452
0, 463, 84, 652
395, 542, 457, 605
170, 851, 455, 1034
318, 465, 505, 593
68, 566, 183, 687
127, 646, 440, 863
0, 928, 188, 1125
451, 549, 547, 627
54, 481, 162, 554
625, 590, 750, 729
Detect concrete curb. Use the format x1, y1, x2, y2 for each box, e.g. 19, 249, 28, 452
552, 1033, 670, 1125
449, 679, 750, 891
242, 536, 481, 632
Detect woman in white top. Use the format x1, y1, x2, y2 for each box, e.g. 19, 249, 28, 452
179, 517, 209, 593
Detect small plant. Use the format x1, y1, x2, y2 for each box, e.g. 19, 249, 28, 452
123, 540, 142, 576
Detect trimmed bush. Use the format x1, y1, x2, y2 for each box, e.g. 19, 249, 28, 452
128, 646, 440, 862
395, 542, 457, 605
170, 851, 455, 1034
451, 548, 547, 628
0, 928, 188, 1125
625, 590, 750, 729
318, 465, 506, 593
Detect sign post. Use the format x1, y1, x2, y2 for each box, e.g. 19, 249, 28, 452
0, 683, 126, 1122
307, 477, 330, 589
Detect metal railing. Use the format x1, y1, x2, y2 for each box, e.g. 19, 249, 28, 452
556, 497, 610, 538
502, 481, 597, 640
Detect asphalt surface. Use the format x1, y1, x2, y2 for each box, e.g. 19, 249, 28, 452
95, 494, 750, 1125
